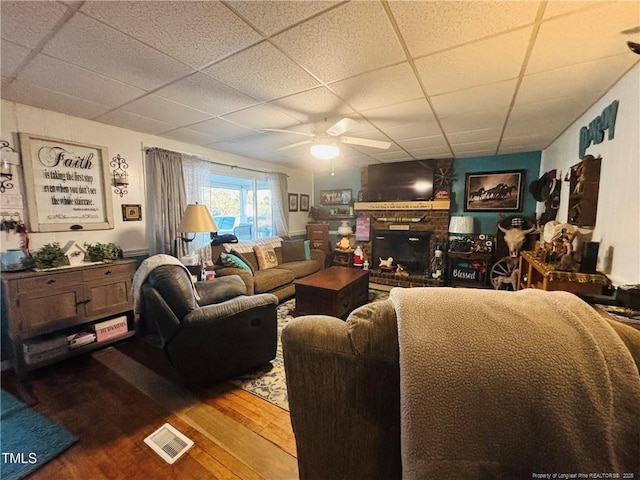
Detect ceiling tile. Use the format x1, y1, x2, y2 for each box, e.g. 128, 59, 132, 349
329, 62, 424, 112
204, 42, 319, 102
503, 95, 595, 139
528, 2, 640, 74
383, 121, 443, 142
415, 28, 531, 95
212, 133, 289, 160
42, 13, 192, 91
360, 99, 436, 130
96, 110, 175, 135
450, 139, 500, 156
439, 109, 509, 134
0, 40, 31, 78
398, 135, 449, 153
401, 146, 452, 160
122, 94, 212, 126
188, 118, 257, 142
448, 128, 503, 145
389, 1, 539, 57
2, 80, 109, 119
269, 86, 356, 122
19, 54, 146, 107
369, 150, 416, 162
222, 103, 301, 130
430, 79, 518, 118
498, 144, 546, 155
0, 1, 70, 49
499, 133, 553, 149
272, 2, 405, 83
455, 148, 499, 159
155, 72, 259, 116
80, 1, 262, 69
543, 1, 599, 19
227, 1, 339, 36
160, 128, 219, 146
517, 54, 637, 105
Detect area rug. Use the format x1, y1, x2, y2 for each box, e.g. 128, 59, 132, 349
229, 289, 390, 411
0, 390, 77, 480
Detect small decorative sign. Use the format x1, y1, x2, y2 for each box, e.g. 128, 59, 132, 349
451, 267, 481, 282
579, 100, 618, 158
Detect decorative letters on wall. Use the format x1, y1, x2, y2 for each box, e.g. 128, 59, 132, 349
579, 100, 619, 158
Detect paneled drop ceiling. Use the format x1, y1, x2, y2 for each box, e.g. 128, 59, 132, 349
1, 1, 638, 172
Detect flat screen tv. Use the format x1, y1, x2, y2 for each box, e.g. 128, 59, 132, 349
367, 160, 434, 201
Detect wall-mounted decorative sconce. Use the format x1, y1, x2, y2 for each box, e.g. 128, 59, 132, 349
0, 141, 16, 193
110, 154, 129, 197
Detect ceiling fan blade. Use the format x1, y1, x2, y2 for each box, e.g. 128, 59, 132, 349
263, 128, 314, 137
276, 140, 312, 151
340, 136, 391, 150
621, 25, 640, 34
326, 118, 359, 137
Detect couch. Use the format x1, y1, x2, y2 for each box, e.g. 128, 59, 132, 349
140, 265, 278, 386
198, 237, 325, 301
282, 287, 640, 480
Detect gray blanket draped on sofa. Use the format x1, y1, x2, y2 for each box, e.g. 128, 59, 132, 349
389, 287, 640, 478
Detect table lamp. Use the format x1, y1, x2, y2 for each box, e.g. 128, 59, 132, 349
174, 203, 217, 257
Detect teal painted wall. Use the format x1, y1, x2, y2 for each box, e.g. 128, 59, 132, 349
312, 153, 542, 237
451, 151, 541, 234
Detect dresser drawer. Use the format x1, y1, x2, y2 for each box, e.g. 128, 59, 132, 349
17, 271, 84, 294
83, 263, 135, 282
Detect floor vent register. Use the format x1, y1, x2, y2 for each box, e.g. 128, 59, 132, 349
144, 423, 194, 464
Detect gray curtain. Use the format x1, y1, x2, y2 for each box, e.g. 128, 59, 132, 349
145, 148, 187, 256
267, 172, 289, 237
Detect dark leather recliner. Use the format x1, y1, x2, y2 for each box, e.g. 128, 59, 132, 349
141, 265, 278, 385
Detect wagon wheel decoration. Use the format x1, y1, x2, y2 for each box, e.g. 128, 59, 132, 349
434, 166, 455, 189
490, 257, 519, 290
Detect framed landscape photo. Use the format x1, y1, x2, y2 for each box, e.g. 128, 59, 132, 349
464, 170, 525, 212
19, 133, 114, 232
299, 194, 309, 212
288, 193, 299, 212
320, 188, 352, 205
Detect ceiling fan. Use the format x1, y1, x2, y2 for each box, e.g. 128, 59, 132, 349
265, 118, 392, 160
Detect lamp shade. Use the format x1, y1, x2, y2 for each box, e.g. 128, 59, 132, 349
178, 203, 218, 233
449, 215, 474, 235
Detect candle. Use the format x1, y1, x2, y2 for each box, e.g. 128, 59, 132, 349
0, 160, 11, 176
114, 172, 128, 185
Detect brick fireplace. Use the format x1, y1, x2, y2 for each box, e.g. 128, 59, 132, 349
354, 202, 450, 287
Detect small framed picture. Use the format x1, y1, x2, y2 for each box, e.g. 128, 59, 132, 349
299, 194, 309, 212
320, 188, 352, 205
288, 193, 299, 212
122, 204, 142, 221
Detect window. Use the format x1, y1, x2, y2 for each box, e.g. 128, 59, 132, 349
200, 173, 273, 241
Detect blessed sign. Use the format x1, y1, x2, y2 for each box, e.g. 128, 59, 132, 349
20, 133, 114, 232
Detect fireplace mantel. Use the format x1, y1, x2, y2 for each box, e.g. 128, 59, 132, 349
354, 200, 450, 211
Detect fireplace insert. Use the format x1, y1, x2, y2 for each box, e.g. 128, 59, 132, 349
371, 230, 430, 275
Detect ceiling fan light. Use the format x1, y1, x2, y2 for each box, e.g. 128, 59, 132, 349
310, 143, 340, 160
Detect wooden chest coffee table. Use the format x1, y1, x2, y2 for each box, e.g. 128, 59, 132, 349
294, 266, 369, 319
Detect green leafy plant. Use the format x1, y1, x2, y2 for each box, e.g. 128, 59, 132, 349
31, 243, 68, 269
84, 242, 123, 262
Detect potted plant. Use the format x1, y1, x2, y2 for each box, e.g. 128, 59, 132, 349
84, 242, 123, 262
29, 243, 69, 269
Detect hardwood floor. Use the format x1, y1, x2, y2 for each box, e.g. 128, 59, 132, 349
1, 339, 298, 479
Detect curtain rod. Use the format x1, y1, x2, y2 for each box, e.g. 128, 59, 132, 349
143, 145, 289, 177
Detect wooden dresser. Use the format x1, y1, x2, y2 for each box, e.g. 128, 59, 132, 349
1, 259, 137, 380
